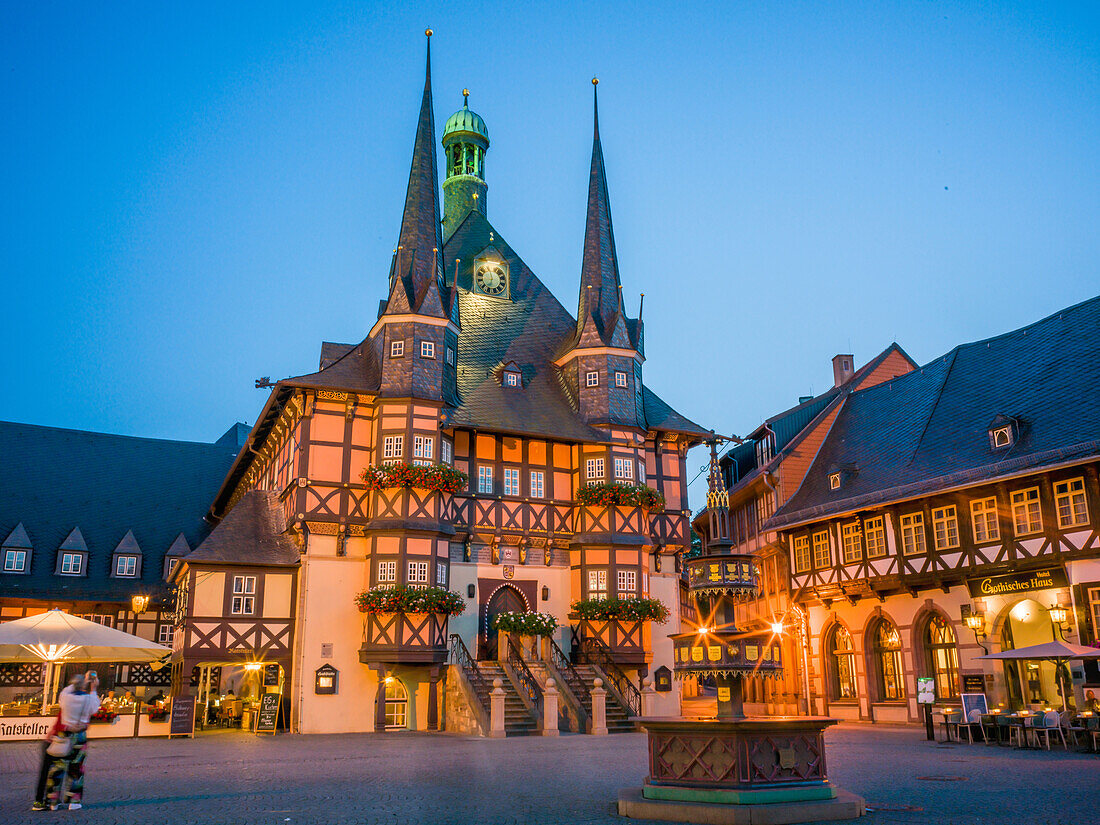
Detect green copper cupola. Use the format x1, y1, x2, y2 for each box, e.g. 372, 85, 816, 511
441, 90, 489, 240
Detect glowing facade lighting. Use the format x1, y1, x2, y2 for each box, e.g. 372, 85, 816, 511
769, 622, 784, 635
1048, 605, 1069, 625
21, 643, 79, 661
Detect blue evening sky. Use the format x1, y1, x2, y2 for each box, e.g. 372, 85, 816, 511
2, 2, 1097, 504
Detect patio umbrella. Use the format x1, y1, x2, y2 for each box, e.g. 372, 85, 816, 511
0, 609, 171, 705
978, 641, 1100, 710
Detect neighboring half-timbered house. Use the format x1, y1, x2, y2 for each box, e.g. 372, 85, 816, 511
0, 420, 241, 703
695, 345, 918, 715
182, 36, 710, 734
768, 297, 1100, 723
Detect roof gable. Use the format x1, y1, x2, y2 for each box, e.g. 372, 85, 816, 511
113, 529, 142, 556
2, 522, 32, 549
59, 527, 88, 553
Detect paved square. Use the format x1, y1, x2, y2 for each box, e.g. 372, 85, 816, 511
1, 726, 1097, 824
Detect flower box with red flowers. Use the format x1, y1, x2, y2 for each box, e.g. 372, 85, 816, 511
360, 463, 468, 494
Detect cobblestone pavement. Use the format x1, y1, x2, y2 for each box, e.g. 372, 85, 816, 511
1, 725, 1097, 825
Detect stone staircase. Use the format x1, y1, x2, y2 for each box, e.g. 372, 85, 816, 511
476, 663, 539, 736
572, 664, 636, 733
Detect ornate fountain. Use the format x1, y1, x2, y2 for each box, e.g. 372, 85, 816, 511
618, 441, 864, 823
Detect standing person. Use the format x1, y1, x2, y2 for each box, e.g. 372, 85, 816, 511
43, 670, 100, 811
30, 674, 82, 812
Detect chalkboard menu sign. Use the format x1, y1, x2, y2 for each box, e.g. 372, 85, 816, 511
256, 692, 281, 734
263, 664, 281, 687
168, 697, 197, 738
962, 674, 986, 694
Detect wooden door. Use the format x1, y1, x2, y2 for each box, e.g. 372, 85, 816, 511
483, 586, 526, 660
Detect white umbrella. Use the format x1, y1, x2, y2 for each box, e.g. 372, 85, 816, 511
978, 641, 1100, 710
0, 609, 171, 706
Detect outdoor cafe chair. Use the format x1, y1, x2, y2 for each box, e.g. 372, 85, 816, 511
957, 709, 983, 744
980, 713, 1001, 745
1029, 711, 1067, 750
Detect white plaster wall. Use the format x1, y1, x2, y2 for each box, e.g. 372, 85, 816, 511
293, 534, 379, 734
649, 572, 682, 715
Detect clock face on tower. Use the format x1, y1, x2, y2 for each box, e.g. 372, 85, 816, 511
474, 262, 508, 297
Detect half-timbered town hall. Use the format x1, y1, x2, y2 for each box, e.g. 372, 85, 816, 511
168, 33, 709, 734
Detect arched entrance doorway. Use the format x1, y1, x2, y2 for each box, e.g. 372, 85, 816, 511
483, 585, 527, 660
383, 677, 409, 730
999, 598, 1068, 709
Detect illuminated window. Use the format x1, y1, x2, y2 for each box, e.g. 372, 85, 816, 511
829, 473, 841, 490
812, 530, 831, 568
3, 549, 27, 572
407, 560, 428, 586
1011, 488, 1042, 535
1054, 478, 1089, 528
390, 340, 404, 357
115, 555, 138, 577
931, 506, 959, 550
530, 470, 544, 499
638, 461, 646, 484
864, 517, 886, 558
872, 618, 905, 700
377, 561, 396, 583
384, 678, 408, 729
586, 371, 599, 387
413, 435, 433, 466
900, 512, 926, 556
231, 575, 256, 614
504, 467, 520, 496
828, 625, 857, 699
585, 458, 604, 483
60, 553, 83, 575
925, 615, 959, 700
614, 371, 628, 388
614, 457, 633, 480
991, 425, 1013, 448
477, 466, 493, 494
420, 341, 435, 359
383, 435, 403, 462
617, 569, 637, 597
587, 569, 608, 598
970, 497, 1000, 542
503, 371, 519, 387
841, 522, 862, 563
792, 535, 811, 573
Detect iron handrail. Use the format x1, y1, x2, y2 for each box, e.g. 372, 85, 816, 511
579, 636, 641, 716
449, 634, 490, 699
506, 637, 543, 715
547, 635, 591, 709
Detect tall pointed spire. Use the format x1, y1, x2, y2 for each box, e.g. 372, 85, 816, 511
386, 29, 446, 319
576, 78, 630, 347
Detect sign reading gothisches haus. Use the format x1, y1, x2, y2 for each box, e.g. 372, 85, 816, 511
0, 717, 54, 741
966, 567, 1068, 599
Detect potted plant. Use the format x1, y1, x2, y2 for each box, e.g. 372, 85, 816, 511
355, 585, 466, 616
492, 611, 559, 660
575, 482, 665, 512
570, 597, 671, 623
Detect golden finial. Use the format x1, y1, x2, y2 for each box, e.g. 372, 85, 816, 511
592, 77, 599, 86
425, 28, 433, 37
463, 88, 470, 106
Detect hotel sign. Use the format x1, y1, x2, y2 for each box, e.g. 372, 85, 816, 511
966, 568, 1068, 599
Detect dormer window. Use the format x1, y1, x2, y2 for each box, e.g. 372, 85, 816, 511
987, 415, 1018, 450
829, 472, 841, 491
60, 553, 84, 575
503, 371, 520, 387
115, 555, 138, 577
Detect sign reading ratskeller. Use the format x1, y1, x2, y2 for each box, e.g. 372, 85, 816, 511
966, 567, 1068, 599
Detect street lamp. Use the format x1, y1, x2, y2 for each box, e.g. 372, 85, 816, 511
131, 594, 150, 615
1048, 604, 1070, 641
963, 604, 988, 654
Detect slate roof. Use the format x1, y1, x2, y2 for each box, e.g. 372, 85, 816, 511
0, 420, 239, 603
182, 490, 299, 568
769, 295, 1100, 529
721, 344, 916, 487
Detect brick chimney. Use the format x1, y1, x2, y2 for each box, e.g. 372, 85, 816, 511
832, 354, 854, 388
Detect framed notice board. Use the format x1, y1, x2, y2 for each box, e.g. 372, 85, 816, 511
962, 674, 985, 694
168, 697, 197, 738
256, 692, 281, 735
